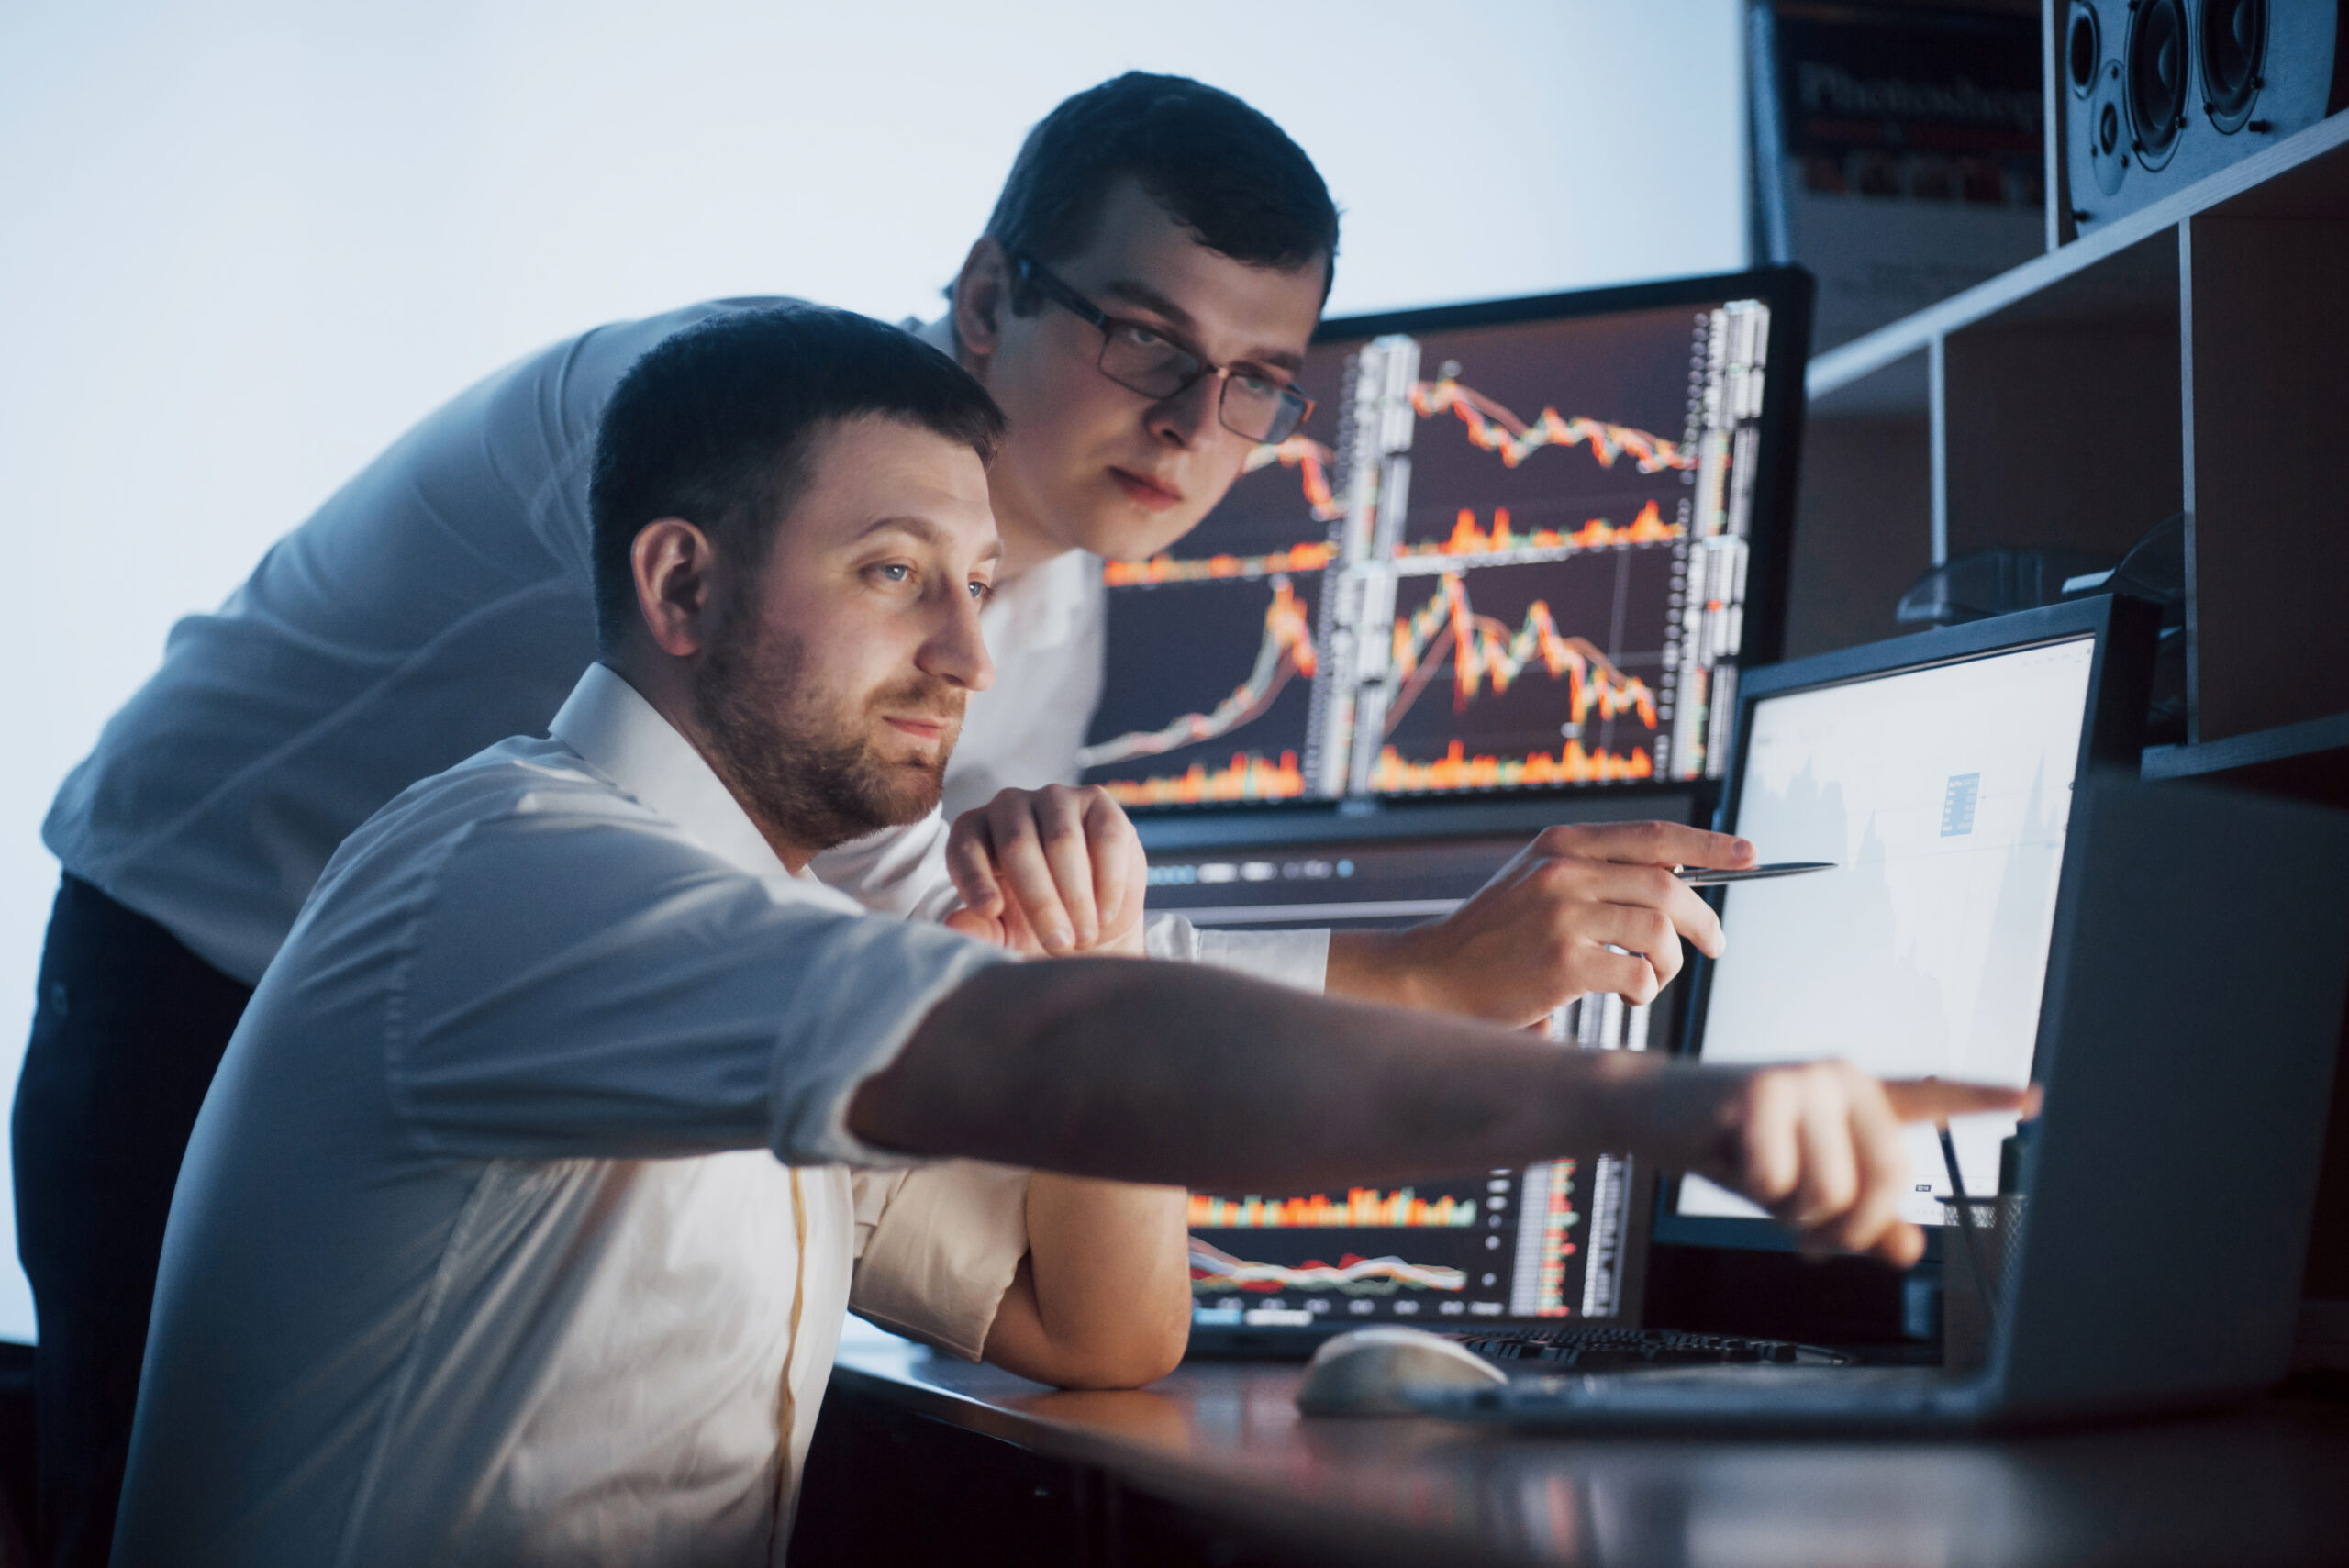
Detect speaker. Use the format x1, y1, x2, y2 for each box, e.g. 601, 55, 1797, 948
2063, 0, 2348, 233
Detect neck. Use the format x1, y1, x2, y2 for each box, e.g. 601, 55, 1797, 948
603, 650, 823, 873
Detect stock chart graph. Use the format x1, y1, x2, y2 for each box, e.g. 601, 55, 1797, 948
1189, 1162, 1614, 1327
1078, 574, 1318, 806
1083, 293, 1775, 801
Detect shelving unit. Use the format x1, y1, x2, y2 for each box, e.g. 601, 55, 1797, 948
1787, 110, 2349, 769
1782, 99, 2349, 1316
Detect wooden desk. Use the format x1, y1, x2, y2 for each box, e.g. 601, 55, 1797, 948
791, 1341, 2349, 1567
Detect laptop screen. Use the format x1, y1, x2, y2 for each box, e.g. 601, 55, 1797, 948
1675, 633, 2097, 1229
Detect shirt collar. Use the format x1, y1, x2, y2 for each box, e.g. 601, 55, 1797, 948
549, 662, 796, 883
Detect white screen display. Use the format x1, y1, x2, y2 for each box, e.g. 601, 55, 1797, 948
1677, 636, 2095, 1227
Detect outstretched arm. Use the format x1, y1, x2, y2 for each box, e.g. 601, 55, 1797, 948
851, 955, 2026, 1269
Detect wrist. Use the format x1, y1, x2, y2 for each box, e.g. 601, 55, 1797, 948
1325, 928, 1447, 1012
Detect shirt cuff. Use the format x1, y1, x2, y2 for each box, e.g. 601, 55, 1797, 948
1143, 913, 1329, 995
848, 1161, 1032, 1361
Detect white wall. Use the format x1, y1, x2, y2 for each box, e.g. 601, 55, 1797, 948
0, 0, 1744, 1343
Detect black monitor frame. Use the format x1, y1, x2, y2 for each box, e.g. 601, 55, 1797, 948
1108, 264, 1817, 819
1651, 594, 2161, 1260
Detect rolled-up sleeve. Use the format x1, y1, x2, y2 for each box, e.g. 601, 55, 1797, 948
847, 1162, 1032, 1360
382, 795, 1010, 1167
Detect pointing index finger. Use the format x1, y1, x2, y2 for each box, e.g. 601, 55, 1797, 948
1882, 1079, 2039, 1123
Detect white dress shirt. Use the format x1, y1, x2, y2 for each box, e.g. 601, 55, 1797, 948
43, 298, 1326, 990
114, 664, 1040, 1567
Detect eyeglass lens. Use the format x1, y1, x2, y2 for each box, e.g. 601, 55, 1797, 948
1097, 328, 1306, 444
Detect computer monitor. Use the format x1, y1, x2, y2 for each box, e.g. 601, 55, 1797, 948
1140, 794, 1699, 1350
1080, 268, 1814, 808
1655, 596, 2158, 1255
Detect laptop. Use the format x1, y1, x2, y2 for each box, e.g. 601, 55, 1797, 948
1409, 595, 2349, 1429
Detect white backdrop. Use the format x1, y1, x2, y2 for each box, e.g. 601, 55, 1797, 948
0, 0, 1745, 1343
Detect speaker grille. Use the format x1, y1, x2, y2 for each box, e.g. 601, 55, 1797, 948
2199, 0, 2266, 130
2127, 0, 2190, 166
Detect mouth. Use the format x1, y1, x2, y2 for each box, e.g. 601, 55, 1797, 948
884, 715, 955, 741
1108, 467, 1185, 512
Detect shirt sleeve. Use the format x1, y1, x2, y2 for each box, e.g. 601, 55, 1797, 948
1144, 914, 1330, 994
846, 1162, 1032, 1361
384, 795, 1009, 1166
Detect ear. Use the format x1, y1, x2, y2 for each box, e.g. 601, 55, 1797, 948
629, 517, 719, 658
952, 237, 1013, 368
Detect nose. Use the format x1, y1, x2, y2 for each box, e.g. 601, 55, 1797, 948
1144, 370, 1220, 450
918, 581, 995, 693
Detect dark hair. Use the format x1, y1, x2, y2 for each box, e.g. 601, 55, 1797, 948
982, 72, 1339, 312
589, 304, 1005, 650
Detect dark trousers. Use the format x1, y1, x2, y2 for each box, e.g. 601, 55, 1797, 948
12, 875, 251, 1568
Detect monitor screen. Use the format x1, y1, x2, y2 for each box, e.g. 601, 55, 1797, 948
1675, 634, 2098, 1231
1151, 833, 1655, 1332
1079, 273, 1804, 808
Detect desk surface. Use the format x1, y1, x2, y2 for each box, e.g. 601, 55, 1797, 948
829, 1342, 2349, 1568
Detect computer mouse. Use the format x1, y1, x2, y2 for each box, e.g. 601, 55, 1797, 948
1294, 1327, 1508, 1417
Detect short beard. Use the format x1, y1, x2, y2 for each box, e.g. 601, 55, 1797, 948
691, 603, 957, 854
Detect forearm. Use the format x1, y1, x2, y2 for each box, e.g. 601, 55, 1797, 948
1322, 929, 1433, 1010
850, 958, 1675, 1194
982, 1173, 1190, 1388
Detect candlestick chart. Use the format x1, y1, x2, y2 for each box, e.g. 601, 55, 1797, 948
1088, 295, 1768, 806
1375, 555, 1670, 796
1189, 1188, 1482, 1229
1385, 571, 1660, 735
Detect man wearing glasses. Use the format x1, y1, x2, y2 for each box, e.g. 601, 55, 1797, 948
24, 72, 1735, 1567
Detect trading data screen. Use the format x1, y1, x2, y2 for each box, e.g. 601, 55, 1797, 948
1676, 636, 2096, 1228
1081, 295, 1775, 806
1151, 837, 1652, 1329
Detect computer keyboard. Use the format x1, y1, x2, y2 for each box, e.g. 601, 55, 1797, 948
1447, 1325, 1851, 1371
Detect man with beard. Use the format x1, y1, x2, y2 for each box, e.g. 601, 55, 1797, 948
25, 74, 1745, 1565
109, 305, 2022, 1567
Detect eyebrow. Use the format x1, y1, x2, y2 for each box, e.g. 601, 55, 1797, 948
854, 514, 1003, 565
1096, 278, 1308, 375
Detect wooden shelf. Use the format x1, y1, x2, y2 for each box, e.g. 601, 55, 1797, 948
1808, 112, 2349, 407
1788, 110, 2349, 750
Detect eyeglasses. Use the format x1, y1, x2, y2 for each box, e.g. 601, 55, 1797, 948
1014, 254, 1315, 446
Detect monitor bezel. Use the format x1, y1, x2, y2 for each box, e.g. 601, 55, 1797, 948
1110, 264, 1818, 817
1652, 595, 2160, 1255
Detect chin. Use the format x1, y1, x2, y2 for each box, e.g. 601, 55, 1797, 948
1074, 501, 1209, 564
862, 767, 945, 828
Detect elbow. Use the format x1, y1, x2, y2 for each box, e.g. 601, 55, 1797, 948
1044, 1318, 1190, 1391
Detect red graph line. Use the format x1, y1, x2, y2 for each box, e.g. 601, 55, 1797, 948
1386, 572, 1660, 736
1399, 498, 1677, 560
1411, 379, 1693, 474
1188, 1238, 1468, 1294
1077, 577, 1317, 771
1243, 436, 1344, 521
